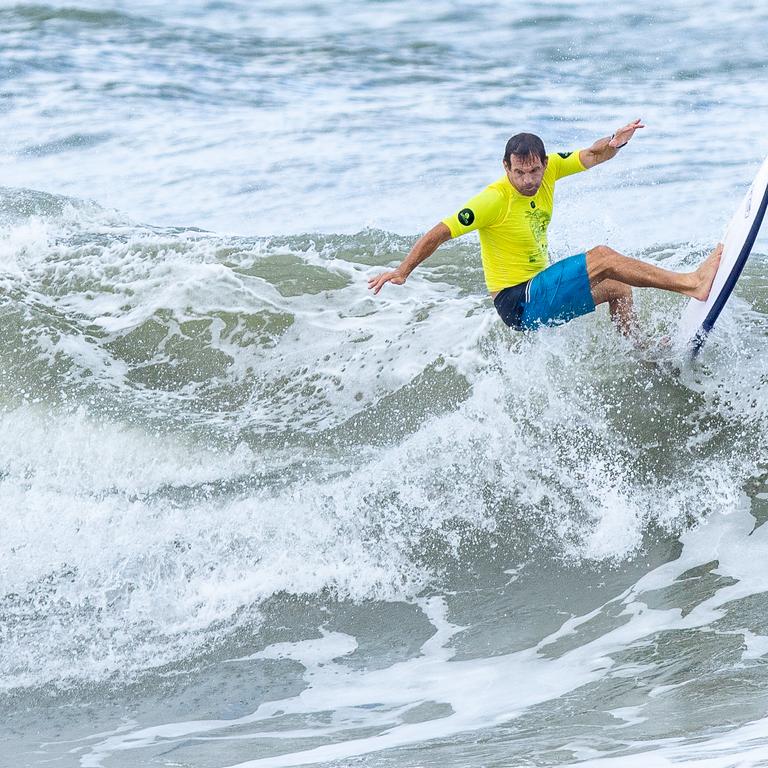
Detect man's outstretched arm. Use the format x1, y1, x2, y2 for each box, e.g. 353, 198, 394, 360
579, 118, 645, 169
367, 222, 451, 295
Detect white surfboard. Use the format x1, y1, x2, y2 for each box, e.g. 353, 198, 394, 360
677, 153, 768, 356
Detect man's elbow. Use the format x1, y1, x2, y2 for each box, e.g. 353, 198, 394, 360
419, 223, 449, 248
431, 222, 452, 244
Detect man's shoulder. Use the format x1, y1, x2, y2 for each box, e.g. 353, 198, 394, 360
485, 176, 511, 197
546, 152, 566, 176
547, 150, 587, 180
548, 150, 577, 160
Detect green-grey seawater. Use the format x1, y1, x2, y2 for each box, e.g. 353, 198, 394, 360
1, 2, 768, 767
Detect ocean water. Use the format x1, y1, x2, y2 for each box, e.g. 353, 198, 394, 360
1, 1, 768, 766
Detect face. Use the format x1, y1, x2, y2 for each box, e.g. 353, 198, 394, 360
504, 153, 547, 196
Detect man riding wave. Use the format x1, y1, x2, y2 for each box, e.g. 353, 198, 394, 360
368, 119, 721, 335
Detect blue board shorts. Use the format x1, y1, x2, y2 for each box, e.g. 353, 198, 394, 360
493, 253, 596, 330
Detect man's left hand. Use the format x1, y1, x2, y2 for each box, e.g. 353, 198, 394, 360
609, 118, 645, 148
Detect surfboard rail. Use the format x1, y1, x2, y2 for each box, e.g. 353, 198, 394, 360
677, 153, 768, 356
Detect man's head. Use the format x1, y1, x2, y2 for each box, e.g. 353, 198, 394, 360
503, 133, 547, 197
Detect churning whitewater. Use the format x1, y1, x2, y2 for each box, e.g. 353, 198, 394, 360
1, 1, 768, 767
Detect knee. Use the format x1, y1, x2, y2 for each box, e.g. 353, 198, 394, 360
589, 244, 617, 260
587, 244, 619, 280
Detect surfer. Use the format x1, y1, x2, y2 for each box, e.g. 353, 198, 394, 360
368, 119, 722, 335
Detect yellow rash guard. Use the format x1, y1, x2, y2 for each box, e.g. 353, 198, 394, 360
442, 151, 587, 293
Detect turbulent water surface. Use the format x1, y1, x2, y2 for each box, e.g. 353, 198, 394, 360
1, 1, 768, 767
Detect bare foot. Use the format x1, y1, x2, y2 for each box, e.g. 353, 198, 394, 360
687, 243, 723, 301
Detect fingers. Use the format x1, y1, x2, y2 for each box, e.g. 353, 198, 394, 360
610, 119, 646, 147
366, 272, 387, 291
618, 119, 645, 133
367, 274, 385, 295
621, 120, 645, 136
367, 271, 404, 295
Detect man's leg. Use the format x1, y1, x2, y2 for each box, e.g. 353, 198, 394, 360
590, 279, 637, 336
587, 243, 722, 301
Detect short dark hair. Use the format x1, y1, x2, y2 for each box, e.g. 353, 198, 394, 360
503, 133, 546, 165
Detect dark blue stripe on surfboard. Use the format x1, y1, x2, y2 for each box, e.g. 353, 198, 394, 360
691, 180, 768, 356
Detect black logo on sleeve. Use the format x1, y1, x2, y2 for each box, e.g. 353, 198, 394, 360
558, 151, 572, 159
458, 208, 475, 226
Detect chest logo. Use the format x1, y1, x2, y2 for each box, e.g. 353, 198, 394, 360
458, 208, 475, 226
525, 208, 551, 262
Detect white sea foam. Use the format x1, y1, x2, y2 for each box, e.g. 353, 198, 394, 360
1, 197, 764, 696
77, 501, 768, 768
2, 2, 768, 764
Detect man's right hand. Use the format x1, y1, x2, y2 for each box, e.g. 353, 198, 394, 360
367, 223, 451, 296
368, 269, 407, 295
